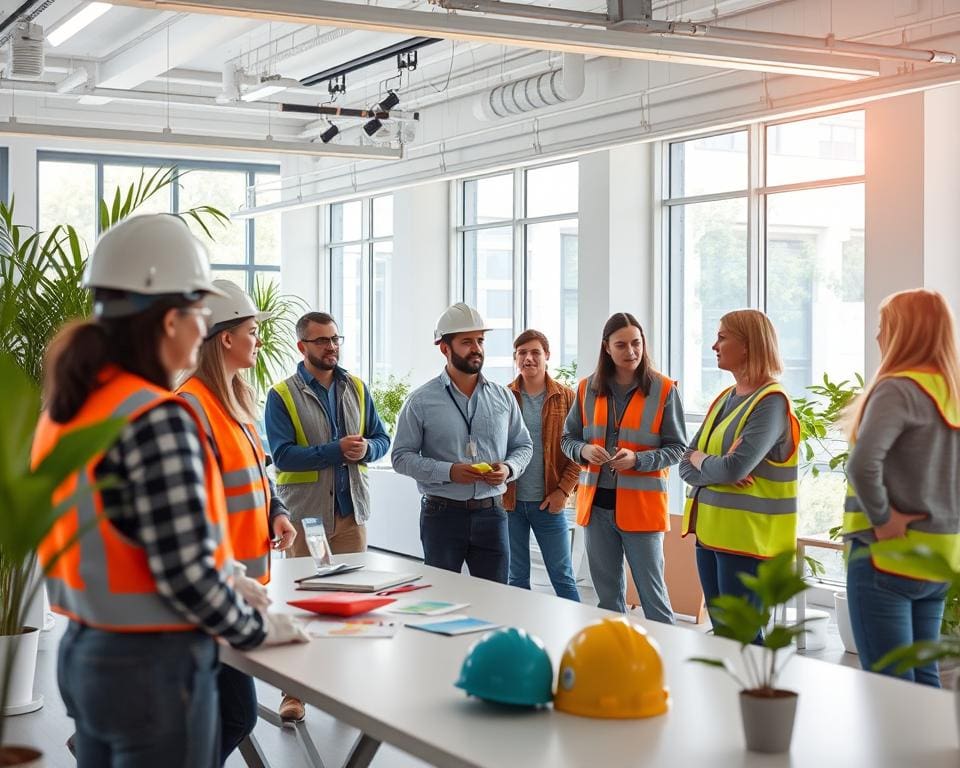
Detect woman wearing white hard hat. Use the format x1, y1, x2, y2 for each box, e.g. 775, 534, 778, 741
178, 279, 297, 763
34, 215, 310, 768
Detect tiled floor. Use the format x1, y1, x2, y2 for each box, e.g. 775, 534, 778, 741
7, 569, 864, 767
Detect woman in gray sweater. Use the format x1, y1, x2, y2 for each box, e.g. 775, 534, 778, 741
679, 309, 800, 634
844, 288, 960, 687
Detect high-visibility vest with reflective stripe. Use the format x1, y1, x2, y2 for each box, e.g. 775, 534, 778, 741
271, 375, 367, 485
34, 368, 232, 632
681, 382, 800, 558
178, 377, 272, 583
574, 373, 673, 532
843, 370, 960, 581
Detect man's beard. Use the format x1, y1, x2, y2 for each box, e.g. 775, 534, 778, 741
450, 348, 483, 374
307, 351, 338, 371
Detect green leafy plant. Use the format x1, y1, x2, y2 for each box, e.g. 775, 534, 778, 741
792, 372, 864, 478
552, 359, 577, 387
372, 375, 412, 435
0, 352, 125, 750
0, 168, 228, 387
689, 552, 810, 691
869, 545, 960, 673
248, 278, 307, 404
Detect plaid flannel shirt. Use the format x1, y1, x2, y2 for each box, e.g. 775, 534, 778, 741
98, 401, 266, 649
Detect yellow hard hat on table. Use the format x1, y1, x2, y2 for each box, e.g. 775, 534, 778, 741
553, 616, 669, 719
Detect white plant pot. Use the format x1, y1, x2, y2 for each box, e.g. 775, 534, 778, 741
739, 689, 799, 753
0, 626, 44, 716
833, 591, 859, 655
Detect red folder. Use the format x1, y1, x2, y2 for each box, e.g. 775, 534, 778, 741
287, 592, 396, 617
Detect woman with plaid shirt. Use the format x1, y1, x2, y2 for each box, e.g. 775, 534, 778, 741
36, 215, 309, 768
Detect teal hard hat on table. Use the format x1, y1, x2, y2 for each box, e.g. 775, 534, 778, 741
455, 627, 553, 707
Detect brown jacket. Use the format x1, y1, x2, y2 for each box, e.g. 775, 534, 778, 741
504, 373, 580, 511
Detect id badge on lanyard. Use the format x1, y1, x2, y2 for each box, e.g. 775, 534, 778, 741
465, 437, 479, 459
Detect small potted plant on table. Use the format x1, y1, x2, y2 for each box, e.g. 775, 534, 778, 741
690, 551, 810, 753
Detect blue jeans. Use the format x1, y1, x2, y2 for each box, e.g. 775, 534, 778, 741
696, 543, 763, 644
847, 539, 948, 687
218, 664, 258, 765
583, 506, 674, 623
508, 501, 580, 602
420, 497, 509, 583
58, 622, 220, 767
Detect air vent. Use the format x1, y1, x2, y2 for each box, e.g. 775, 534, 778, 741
8, 22, 45, 80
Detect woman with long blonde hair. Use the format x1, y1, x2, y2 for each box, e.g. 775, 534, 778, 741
844, 288, 960, 687
178, 279, 297, 762
680, 309, 800, 634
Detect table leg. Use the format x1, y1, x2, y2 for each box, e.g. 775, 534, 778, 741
239, 734, 269, 768
344, 733, 382, 768
796, 541, 807, 652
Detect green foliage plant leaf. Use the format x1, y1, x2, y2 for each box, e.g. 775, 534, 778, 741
372, 375, 412, 435
248, 278, 307, 405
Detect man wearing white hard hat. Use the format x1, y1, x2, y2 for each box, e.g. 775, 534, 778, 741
392, 303, 533, 583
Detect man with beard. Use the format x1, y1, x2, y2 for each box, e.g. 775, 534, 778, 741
265, 311, 390, 719
392, 303, 533, 583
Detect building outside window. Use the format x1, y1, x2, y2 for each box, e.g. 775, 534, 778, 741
459, 161, 579, 384
36, 152, 280, 294
328, 195, 394, 382
665, 111, 865, 576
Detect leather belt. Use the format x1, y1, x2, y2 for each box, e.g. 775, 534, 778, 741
424, 495, 501, 510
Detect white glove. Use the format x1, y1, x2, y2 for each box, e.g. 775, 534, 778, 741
262, 612, 311, 647
232, 562, 271, 612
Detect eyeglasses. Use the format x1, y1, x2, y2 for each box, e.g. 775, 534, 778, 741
300, 335, 344, 348
179, 306, 213, 328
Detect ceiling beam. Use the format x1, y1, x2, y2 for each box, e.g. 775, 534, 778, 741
97, 14, 261, 91
106, 0, 880, 80
0, 117, 402, 158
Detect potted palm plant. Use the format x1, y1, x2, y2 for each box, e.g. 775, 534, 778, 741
689, 551, 810, 753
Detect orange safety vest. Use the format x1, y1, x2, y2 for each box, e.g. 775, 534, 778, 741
178, 377, 272, 583
574, 373, 673, 532
34, 368, 232, 633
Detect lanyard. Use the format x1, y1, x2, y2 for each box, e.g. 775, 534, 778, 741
446, 385, 474, 436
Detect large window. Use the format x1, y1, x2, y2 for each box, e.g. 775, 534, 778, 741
328, 195, 394, 381
36, 152, 280, 294
459, 162, 579, 383
666, 111, 865, 544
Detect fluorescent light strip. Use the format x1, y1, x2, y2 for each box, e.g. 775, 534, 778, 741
48, 2, 113, 47
241, 84, 288, 102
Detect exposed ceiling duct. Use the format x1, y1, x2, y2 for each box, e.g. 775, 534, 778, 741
478, 52, 584, 120
7, 21, 45, 80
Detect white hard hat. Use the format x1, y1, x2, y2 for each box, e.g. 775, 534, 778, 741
204, 280, 272, 337
434, 302, 491, 344
84, 215, 225, 315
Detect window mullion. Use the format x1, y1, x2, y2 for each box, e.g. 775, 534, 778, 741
748, 123, 763, 310
513, 169, 524, 336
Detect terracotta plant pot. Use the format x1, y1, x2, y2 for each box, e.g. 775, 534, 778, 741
739, 689, 798, 753
0, 746, 43, 767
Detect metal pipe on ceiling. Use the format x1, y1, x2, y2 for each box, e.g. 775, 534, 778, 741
438, 0, 957, 64
299, 37, 442, 88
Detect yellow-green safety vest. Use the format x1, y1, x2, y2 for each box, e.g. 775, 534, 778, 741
843, 370, 960, 581
681, 382, 800, 559
271, 375, 367, 485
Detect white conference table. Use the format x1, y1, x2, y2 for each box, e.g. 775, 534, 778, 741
222, 552, 959, 768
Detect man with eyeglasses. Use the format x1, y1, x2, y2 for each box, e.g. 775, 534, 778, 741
266, 311, 390, 559
265, 311, 390, 720
392, 303, 533, 583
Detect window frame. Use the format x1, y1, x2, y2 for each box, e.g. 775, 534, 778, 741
327, 194, 394, 382
457, 160, 581, 378
0, 147, 8, 204
662, 111, 866, 420
35, 150, 280, 294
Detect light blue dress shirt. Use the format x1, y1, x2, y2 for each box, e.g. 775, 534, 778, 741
391, 368, 533, 500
